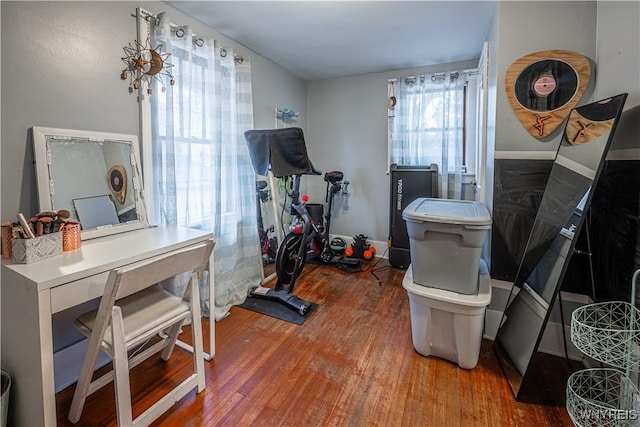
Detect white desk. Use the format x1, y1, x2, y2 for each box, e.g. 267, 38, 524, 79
1, 225, 214, 427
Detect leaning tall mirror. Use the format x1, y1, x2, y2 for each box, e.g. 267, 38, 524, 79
255, 173, 281, 283
32, 127, 148, 240
494, 93, 628, 398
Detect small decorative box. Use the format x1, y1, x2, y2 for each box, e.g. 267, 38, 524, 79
11, 232, 63, 264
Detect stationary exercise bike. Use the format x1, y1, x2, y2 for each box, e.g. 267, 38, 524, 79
276, 170, 349, 283
245, 127, 327, 315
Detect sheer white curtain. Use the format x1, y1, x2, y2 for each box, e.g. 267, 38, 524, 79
388, 71, 466, 199
151, 13, 260, 320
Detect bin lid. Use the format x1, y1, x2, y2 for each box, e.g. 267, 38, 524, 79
402, 198, 492, 226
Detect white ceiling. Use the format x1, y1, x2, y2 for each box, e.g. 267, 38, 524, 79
165, 1, 497, 81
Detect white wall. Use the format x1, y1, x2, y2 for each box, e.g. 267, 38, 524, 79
1, 0, 637, 357
4, 1, 634, 256
0, 1, 306, 353
304, 1, 638, 246
595, 1, 640, 109
494, 1, 598, 155
306, 60, 478, 244
488, 1, 640, 360
0, 1, 307, 222
2, 2, 137, 222
595, 1, 640, 159
492, 1, 639, 157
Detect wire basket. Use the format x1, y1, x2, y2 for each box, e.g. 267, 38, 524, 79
567, 368, 640, 427
571, 301, 640, 372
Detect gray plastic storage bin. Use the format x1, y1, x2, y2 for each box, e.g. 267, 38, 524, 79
403, 259, 492, 369
402, 198, 491, 294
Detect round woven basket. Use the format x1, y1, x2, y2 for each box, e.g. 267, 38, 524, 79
571, 301, 640, 371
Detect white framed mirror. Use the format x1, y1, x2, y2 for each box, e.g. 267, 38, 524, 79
32, 127, 148, 240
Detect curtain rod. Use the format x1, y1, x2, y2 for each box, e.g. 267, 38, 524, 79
388, 68, 478, 83
132, 8, 245, 63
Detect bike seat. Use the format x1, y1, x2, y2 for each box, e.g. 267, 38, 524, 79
324, 171, 344, 184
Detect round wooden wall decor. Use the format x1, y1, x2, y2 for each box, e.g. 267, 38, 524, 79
505, 50, 592, 139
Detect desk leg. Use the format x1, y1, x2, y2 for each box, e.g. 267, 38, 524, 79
39, 290, 57, 425
1, 274, 57, 426
175, 251, 215, 361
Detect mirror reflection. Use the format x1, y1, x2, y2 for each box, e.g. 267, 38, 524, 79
33, 127, 148, 240
255, 175, 280, 280
512, 166, 592, 294
494, 93, 628, 398
254, 170, 292, 283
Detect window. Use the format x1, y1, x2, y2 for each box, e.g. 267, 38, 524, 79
388, 70, 478, 199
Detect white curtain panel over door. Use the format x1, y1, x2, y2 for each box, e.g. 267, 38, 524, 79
388, 71, 466, 199
151, 13, 260, 321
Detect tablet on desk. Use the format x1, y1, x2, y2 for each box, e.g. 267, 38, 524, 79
73, 195, 120, 230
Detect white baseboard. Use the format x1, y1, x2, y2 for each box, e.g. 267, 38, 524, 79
494, 150, 556, 160
483, 308, 502, 340
537, 322, 584, 360
331, 234, 389, 259
608, 147, 640, 160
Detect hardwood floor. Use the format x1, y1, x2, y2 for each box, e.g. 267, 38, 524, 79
56, 260, 575, 426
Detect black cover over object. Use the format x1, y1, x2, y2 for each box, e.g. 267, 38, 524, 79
388, 164, 438, 268
244, 127, 321, 177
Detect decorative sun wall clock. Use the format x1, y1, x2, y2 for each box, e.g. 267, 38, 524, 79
121, 38, 174, 95
505, 50, 592, 139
